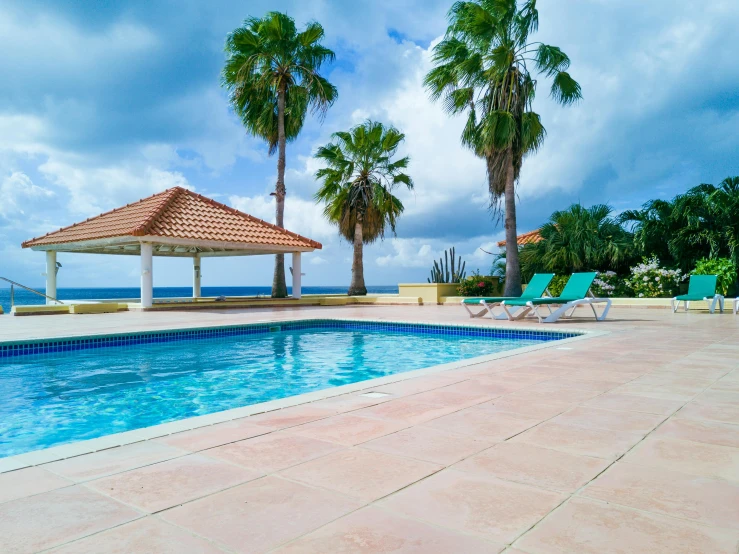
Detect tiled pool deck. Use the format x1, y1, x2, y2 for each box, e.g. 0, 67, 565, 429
1, 304, 738, 553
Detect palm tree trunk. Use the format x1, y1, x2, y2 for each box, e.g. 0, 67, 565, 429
503, 157, 522, 296
348, 219, 367, 296
272, 81, 288, 298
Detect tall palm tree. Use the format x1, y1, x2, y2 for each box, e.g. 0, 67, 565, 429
520, 204, 634, 276
314, 121, 413, 295
222, 12, 337, 297
425, 0, 581, 296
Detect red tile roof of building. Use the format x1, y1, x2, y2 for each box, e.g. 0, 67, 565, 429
22, 187, 322, 250
497, 229, 542, 248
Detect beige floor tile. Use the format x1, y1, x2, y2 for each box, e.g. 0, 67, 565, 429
675, 401, 739, 424
161, 476, 361, 553
0, 466, 73, 504
516, 497, 739, 554
623, 437, 739, 482
475, 397, 570, 419
155, 420, 270, 451
512, 421, 643, 460
551, 406, 666, 434
582, 393, 685, 415
408, 386, 494, 408
455, 442, 611, 493
44, 441, 189, 482
422, 407, 540, 440
694, 389, 739, 406
290, 414, 408, 445
0, 486, 140, 553
582, 462, 739, 528
651, 418, 739, 448
49, 517, 225, 553
273, 506, 502, 553
203, 432, 343, 473
281, 448, 441, 502
352, 399, 459, 425
379, 469, 565, 544
247, 405, 336, 428
87, 453, 260, 512
362, 426, 493, 465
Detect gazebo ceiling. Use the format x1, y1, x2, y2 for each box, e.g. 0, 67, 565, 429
22, 186, 321, 256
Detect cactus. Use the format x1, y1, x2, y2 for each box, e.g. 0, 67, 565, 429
428, 247, 467, 283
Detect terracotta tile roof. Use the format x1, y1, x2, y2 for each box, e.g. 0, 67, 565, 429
497, 229, 542, 248
22, 187, 322, 250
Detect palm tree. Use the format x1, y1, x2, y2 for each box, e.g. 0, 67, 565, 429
619, 199, 679, 268
222, 12, 337, 297
671, 176, 739, 271
425, 0, 581, 296
520, 204, 634, 276
314, 121, 413, 295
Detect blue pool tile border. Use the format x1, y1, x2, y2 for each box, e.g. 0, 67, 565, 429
0, 319, 580, 359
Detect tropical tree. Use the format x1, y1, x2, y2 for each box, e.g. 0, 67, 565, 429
619, 199, 681, 269
314, 121, 413, 295
425, 0, 581, 296
670, 177, 739, 271
519, 204, 634, 277
621, 176, 739, 275
222, 12, 337, 297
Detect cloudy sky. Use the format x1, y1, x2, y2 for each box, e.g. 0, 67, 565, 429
1, 0, 738, 289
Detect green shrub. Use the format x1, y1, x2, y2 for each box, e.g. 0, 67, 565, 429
626, 257, 684, 298
592, 271, 631, 297
693, 258, 737, 296
547, 275, 569, 297
458, 272, 500, 296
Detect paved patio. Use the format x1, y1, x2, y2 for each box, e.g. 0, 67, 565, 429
1, 305, 738, 553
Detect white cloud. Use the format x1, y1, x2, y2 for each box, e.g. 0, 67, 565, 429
228, 193, 337, 243
0, 172, 55, 218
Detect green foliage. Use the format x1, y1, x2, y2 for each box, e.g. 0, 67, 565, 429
625, 257, 685, 298
592, 271, 630, 297
621, 176, 739, 275
428, 247, 467, 283
221, 12, 337, 154
519, 204, 635, 278
458, 272, 500, 297
693, 258, 737, 296
314, 120, 413, 243
547, 275, 569, 297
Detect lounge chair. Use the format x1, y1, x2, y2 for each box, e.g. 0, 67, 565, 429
671, 275, 724, 314
501, 272, 612, 323
462, 273, 555, 319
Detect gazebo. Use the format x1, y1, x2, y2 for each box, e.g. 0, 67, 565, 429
22, 187, 322, 308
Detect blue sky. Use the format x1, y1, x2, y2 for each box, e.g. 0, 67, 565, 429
1, 0, 738, 289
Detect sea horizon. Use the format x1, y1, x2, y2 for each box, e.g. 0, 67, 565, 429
0, 285, 400, 314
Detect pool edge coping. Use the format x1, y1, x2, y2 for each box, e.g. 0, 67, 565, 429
0, 317, 607, 473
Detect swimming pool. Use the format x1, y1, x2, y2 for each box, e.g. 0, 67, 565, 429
0, 319, 578, 458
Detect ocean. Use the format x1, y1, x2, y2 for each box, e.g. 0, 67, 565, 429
0, 285, 399, 314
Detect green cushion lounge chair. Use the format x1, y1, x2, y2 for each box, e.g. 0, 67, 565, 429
462, 273, 555, 319
671, 275, 724, 314
501, 272, 612, 323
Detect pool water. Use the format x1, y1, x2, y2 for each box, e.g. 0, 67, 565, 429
0, 320, 572, 458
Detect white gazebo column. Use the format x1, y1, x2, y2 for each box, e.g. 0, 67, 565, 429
140, 243, 153, 308
292, 252, 302, 299
193, 254, 201, 298
45, 251, 57, 304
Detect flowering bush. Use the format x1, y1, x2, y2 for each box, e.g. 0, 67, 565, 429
458, 272, 500, 296
626, 257, 684, 298
592, 271, 630, 297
